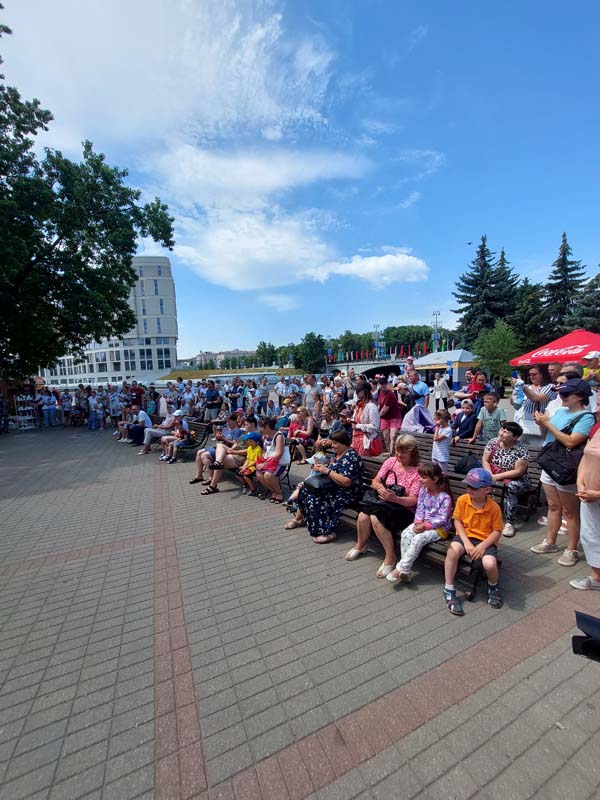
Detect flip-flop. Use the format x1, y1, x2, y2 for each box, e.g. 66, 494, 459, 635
270, 496, 283, 504
313, 534, 337, 544
208, 461, 225, 470
284, 519, 305, 529
200, 486, 219, 495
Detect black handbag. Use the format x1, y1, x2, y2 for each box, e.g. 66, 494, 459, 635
454, 451, 481, 474
536, 413, 595, 485
303, 472, 334, 494
359, 470, 406, 514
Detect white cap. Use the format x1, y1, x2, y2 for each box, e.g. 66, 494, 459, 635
173, 409, 184, 417
583, 351, 600, 359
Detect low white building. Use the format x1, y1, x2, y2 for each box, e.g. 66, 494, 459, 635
42, 256, 178, 386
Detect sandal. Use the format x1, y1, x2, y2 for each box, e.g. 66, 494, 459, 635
284, 519, 306, 530
376, 563, 395, 579
201, 479, 212, 486
189, 477, 203, 484
297, 460, 308, 465
345, 547, 368, 561
208, 461, 224, 470
270, 496, 283, 504
313, 534, 337, 544
200, 486, 219, 495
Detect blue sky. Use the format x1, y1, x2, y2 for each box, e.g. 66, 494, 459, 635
4, 0, 600, 357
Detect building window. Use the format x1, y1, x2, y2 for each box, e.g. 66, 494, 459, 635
159, 298, 164, 314
143, 319, 148, 334
154, 279, 159, 295
140, 281, 145, 296
95, 352, 106, 363
157, 347, 171, 370
139, 348, 153, 370
157, 265, 162, 276
88, 363, 95, 373
98, 363, 108, 373
157, 318, 161, 334
124, 350, 136, 371
142, 299, 146, 316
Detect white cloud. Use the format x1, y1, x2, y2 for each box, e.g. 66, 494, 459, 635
408, 25, 429, 52
361, 119, 398, 135
258, 293, 299, 311
304, 249, 428, 289
150, 144, 370, 210
395, 149, 445, 182
3, 0, 335, 151
398, 191, 422, 208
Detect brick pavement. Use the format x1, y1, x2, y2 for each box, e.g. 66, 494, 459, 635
0, 428, 599, 799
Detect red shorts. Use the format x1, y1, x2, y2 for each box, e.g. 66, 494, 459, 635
379, 417, 402, 431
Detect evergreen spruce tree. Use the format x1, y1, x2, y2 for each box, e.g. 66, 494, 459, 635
452, 235, 498, 348
564, 270, 600, 333
491, 248, 519, 319
509, 278, 548, 350
542, 232, 587, 336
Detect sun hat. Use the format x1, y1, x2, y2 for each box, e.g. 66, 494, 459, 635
557, 378, 592, 397
463, 468, 493, 489
339, 408, 350, 417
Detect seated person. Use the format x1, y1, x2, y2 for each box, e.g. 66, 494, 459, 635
189, 413, 243, 485
290, 407, 318, 464
469, 392, 506, 443
345, 435, 421, 576
238, 432, 263, 495
158, 409, 186, 459
138, 405, 177, 454
285, 443, 330, 511
443, 468, 503, 616
200, 418, 258, 495
387, 462, 453, 584
161, 413, 191, 463
451, 399, 477, 444
329, 408, 353, 438
482, 421, 530, 539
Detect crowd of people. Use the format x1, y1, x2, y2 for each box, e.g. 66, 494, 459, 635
26, 350, 600, 606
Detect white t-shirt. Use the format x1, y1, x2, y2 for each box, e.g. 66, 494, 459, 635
432, 426, 452, 463
137, 410, 151, 427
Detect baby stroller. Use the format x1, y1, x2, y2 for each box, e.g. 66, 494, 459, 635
70, 406, 85, 426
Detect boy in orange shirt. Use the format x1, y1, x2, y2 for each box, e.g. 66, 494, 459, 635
444, 468, 503, 615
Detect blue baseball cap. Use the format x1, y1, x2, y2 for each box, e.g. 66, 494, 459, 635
242, 432, 262, 444
463, 468, 493, 489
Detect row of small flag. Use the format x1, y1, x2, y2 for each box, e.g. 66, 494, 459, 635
327, 340, 455, 362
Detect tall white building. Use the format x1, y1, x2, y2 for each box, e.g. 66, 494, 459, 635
43, 256, 178, 386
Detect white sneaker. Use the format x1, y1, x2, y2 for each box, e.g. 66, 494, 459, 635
570, 576, 600, 591
557, 549, 579, 567
502, 522, 515, 538
537, 515, 548, 526
112, 430, 120, 436
530, 539, 559, 554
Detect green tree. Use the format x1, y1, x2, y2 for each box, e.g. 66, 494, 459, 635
297, 332, 326, 373
492, 248, 519, 320
255, 341, 277, 366
472, 320, 521, 382
0, 15, 174, 379
509, 278, 548, 351
565, 271, 600, 333
542, 232, 587, 336
452, 236, 500, 348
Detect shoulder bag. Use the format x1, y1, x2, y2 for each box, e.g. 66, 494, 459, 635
536, 413, 595, 485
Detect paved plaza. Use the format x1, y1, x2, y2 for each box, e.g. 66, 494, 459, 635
1, 428, 599, 800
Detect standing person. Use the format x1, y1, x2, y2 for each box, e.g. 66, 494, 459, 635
530, 379, 596, 566
257, 378, 270, 416
204, 380, 221, 421
469, 393, 506, 443
41, 389, 57, 427
61, 391, 73, 426
406, 371, 429, 408
377, 376, 403, 455
351, 382, 382, 457
432, 409, 452, 473
572, 421, 600, 590
518, 365, 556, 444
432, 372, 450, 411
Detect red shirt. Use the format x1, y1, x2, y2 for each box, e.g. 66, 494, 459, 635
378, 388, 401, 420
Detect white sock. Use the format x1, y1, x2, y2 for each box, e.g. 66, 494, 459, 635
445, 584, 455, 592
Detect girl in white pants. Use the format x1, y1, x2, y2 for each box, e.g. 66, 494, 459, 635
387, 462, 454, 583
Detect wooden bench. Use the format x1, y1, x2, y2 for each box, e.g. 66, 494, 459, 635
338, 453, 521, 600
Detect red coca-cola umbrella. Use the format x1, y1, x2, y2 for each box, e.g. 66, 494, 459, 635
510, 329, 600, 366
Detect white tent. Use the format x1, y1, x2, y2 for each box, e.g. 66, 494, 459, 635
412, 349, 478, 368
